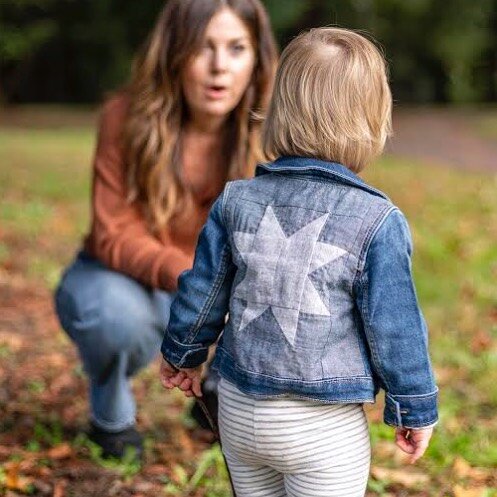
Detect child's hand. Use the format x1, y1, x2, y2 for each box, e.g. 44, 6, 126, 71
159, 358, 203, 398
395, 426, 433, 464
160, 358, 181, 389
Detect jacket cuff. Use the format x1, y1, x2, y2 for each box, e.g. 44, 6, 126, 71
384, 388, 439, 428
160, 332, 209, 369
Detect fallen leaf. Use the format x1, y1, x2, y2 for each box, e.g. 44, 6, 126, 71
452, 457, 492, 483
19, 457, 37, 472
143, 464, 168, 476
370, 466, 429, 489
47, 443, 73, 460
0, 445, 13, 456
34, 479, 52, 494
45, 353, 68, 369
53, 479, 67, 497
453, 484, 487, 497
471, 330, 492, 354
107, 479, 124, 496
134, 481, 155, 492
48, 373, 74, 395
32, 466, 53, 478
4, 461, 32, 492
453, 457, 473, 478
176, 427, 195, 457
488, 307, 497, 323
4, 461, 19, 488
372, 440, 397, 459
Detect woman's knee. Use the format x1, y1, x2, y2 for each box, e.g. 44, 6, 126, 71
97, 288, 160, 359
55, 256, 160, 358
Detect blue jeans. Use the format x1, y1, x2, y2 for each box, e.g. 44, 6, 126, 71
54, 252, 174, 432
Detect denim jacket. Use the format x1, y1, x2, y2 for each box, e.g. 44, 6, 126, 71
161, 156, 438, 429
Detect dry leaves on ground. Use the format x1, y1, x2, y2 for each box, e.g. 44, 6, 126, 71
370, 465, 430, 489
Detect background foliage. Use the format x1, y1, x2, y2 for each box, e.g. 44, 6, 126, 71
1, 0, 497, 104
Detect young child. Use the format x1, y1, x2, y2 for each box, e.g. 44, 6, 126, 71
160, 27, 438, 497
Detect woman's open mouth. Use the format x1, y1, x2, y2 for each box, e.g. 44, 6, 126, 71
205, 85, 229, 99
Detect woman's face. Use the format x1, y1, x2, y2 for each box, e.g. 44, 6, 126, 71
181, 7, 256, 125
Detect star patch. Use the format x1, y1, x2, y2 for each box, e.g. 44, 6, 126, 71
233, 206, 347, 345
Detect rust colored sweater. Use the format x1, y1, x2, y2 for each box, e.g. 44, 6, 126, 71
83, 94, 224, 291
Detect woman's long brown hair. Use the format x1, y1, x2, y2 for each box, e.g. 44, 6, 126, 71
123, 0, 278, 231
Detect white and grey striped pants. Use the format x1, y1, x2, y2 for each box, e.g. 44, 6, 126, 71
218, 379, 371, 497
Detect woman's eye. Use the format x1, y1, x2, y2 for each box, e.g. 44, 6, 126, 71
231, 44, 246, 54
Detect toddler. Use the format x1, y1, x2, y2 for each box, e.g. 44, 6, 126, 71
160, 27, 438, 497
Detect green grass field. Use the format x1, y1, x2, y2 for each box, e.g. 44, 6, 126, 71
0, 115, 496, 496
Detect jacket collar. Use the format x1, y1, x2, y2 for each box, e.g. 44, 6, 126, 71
255, 156, 389, 200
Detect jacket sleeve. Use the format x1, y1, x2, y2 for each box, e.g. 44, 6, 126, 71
160, 190, 235, 369
86, 95, 192, 291
355, 208, 438, 429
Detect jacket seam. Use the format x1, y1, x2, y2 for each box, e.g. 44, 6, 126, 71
352, 206, 396, 389
387, 387, 439, 399
166, 333, 206, 354
236, 193, 341, 216
358, 276, 392, 392
221, 183, 231, 226
385, 419, 438, 429
217, 347, 371, 382
184, 193, 231, 344
185, 244, 230, 344
177, 349, 207, 368
352, 205, 397, 291
360, 205, 397, 270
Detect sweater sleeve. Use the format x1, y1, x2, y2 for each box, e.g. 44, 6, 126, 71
85, 95, 192, 290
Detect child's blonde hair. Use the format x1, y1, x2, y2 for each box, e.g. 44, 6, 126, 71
263, 27, 392, 172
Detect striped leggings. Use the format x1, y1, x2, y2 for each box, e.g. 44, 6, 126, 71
218, 379, 371, 497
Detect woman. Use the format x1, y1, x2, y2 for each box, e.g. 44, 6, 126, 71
55, 0, 277, 459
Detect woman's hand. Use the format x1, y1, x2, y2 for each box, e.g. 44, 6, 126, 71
159, 358, 203, 398
395, 426, 433, 464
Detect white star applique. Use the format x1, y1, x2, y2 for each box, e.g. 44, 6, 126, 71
233, 206, 347, 345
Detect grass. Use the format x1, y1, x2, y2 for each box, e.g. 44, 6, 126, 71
0, 127, 92, 287
1, 111, 496, 496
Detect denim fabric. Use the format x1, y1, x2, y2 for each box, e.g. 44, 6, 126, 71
161, 156, 438, 428
55, 252, 174, 431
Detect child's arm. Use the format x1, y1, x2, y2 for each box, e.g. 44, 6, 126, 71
160, 190, 235, 378
354, 209, 438, 453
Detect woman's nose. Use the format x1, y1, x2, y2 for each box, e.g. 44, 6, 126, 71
212, 48, 229, 73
